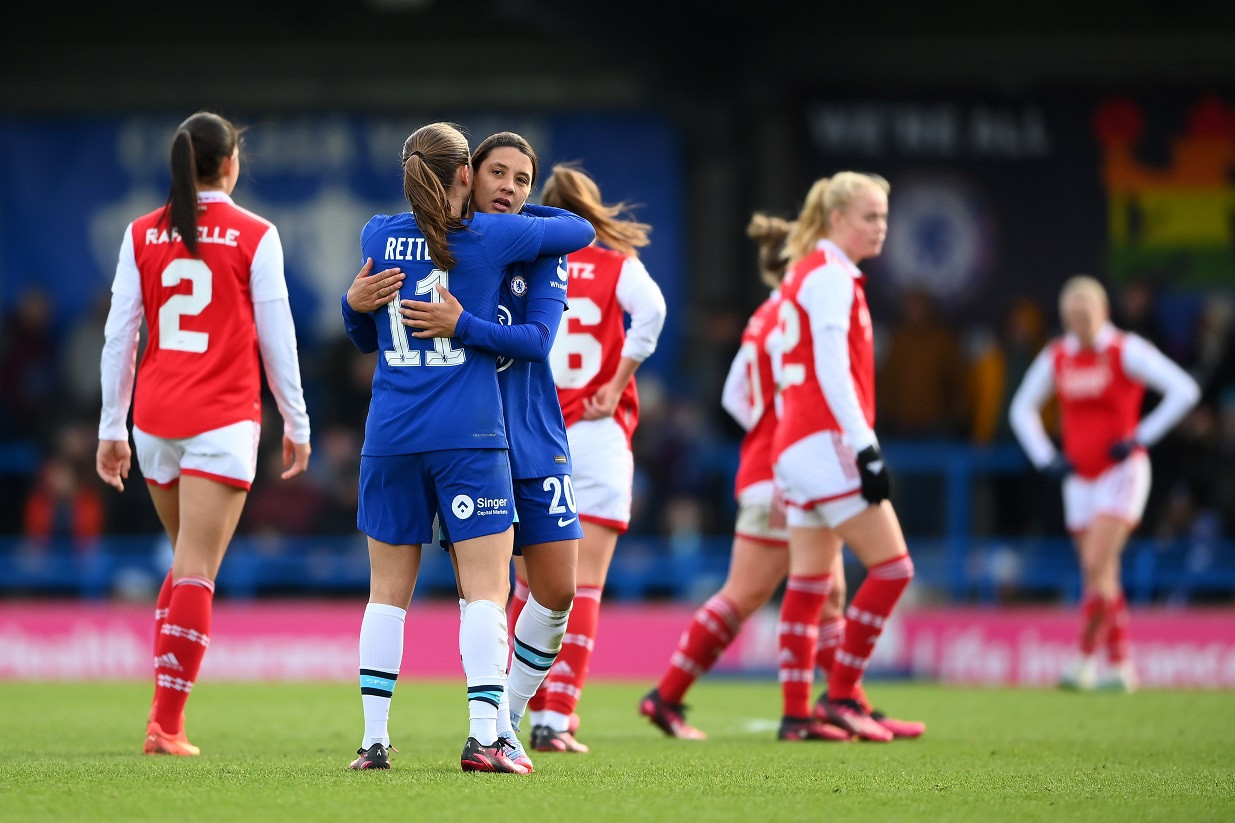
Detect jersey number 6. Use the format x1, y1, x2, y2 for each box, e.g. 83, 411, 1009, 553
550, 296, 603, 388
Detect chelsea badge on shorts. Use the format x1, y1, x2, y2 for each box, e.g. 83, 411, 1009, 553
509, 275, 528, 297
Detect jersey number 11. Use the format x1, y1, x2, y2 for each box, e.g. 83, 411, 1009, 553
383, 269, 466, 367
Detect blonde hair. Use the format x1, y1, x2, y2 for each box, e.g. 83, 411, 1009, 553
784, 171, 890, 263
541, 163, 650, 258
1058, 274, 1109, 314
746, 212, 794, 288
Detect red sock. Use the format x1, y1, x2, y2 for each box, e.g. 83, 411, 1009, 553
149, 569, 174, 717
507, 576, 530, 669
153, 569, 174, 653
152, 577, 214, 735
778, 575, 831, 719
814, 616, 845, 677
1105, 592, 1130, 664
1079, 592, 1107, 656
508, 576, 530, 638
828, 554, 913, 702
657, 594, 742, 704
535, 585, 601, 716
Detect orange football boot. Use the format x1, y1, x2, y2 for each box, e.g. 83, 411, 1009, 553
143, 720, 200, 756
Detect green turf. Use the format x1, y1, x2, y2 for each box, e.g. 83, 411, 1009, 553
1, 680, 1233, 822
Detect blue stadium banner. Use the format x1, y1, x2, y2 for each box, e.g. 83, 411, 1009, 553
0, 113, 684, 377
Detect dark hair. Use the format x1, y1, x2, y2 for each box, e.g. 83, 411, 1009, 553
746, 212, 794, 288
401, 122, 471, 270
161, 111, 239, 257
541, 163, 649, 258
471, 131, 540, 194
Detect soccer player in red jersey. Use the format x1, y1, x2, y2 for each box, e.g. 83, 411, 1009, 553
638, 213, 849, 741
1010, 275, 1200, 692
639, 203, 923, 742
96, 111, 312, 756
770, 172, 924, 743
511, 164, 667, 753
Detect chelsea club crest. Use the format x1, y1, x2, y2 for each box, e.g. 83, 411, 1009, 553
510, 275, 528, 297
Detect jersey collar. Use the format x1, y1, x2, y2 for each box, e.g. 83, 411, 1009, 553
1062, 322, 1117, 353
196, 190, 234, 205
816, 239, 863, 279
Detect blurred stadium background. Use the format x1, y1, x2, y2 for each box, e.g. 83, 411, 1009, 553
2, 1, 1234, 687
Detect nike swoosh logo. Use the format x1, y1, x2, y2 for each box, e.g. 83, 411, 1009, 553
557, 517, 578, 527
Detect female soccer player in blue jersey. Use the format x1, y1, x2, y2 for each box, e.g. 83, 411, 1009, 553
338, 122, 594, 774
395, 132, 583, 772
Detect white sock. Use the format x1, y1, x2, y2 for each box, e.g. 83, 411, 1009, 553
460, 599, 508, 745
530, 710, 547, 728
509, 593, 570, 728
456, 596, 467, 678
543, 709, 571, 734
358, 602, 406, 749
496, 687, 514, 738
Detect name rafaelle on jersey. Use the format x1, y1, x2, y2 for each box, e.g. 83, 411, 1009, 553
145, 226, 242, 247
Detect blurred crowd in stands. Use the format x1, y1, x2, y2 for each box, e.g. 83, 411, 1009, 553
3, 277, 1233, 562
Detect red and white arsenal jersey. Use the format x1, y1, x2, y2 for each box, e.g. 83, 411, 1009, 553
1051, 330, 1144, 478
1009, 322, 1201, 481
121, 193, 283, 438
724, 291, 783, 497
551, 244, 665, 444
772, 240, 876, 463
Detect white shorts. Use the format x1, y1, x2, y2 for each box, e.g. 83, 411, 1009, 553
133, 420, 261, 491
734, 480, 789, 546
566, 416, 633, 533
1062, 452, 1151, 533
774, 431, 870, 528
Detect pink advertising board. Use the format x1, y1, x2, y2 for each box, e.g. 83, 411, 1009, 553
2, 601, 1232, 687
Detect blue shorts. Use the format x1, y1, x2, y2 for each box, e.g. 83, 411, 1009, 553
358, 450, 515, 546
512, 475, 584, 550
435, 500, 520, 551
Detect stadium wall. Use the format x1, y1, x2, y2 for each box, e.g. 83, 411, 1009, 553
3, 601, 1234, 689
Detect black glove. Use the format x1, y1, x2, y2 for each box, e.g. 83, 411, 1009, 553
1109, 438, 1138, 462
855, 445, 891, 504
1042, 455, 1075, 480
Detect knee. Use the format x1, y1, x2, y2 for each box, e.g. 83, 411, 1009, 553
823, 584, 846, 617
1078, 556, 1106, 582
530, 578, 575, 613
718, 581, 777, 619
725, 594, 763, 621
872, 552, 915, 585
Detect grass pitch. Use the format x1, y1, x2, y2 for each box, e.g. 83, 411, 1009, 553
1, 680, 1233, 822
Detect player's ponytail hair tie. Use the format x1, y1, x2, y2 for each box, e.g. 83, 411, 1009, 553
405, 149, 424, 161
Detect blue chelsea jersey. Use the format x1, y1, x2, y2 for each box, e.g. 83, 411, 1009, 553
356, 209, 588, 456
498, 254, 572, 479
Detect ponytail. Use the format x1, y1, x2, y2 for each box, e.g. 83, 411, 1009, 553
163, 129, 200, 256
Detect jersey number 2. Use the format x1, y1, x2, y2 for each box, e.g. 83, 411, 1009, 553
776, 299, 807, 392
159, 259, 211, 353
